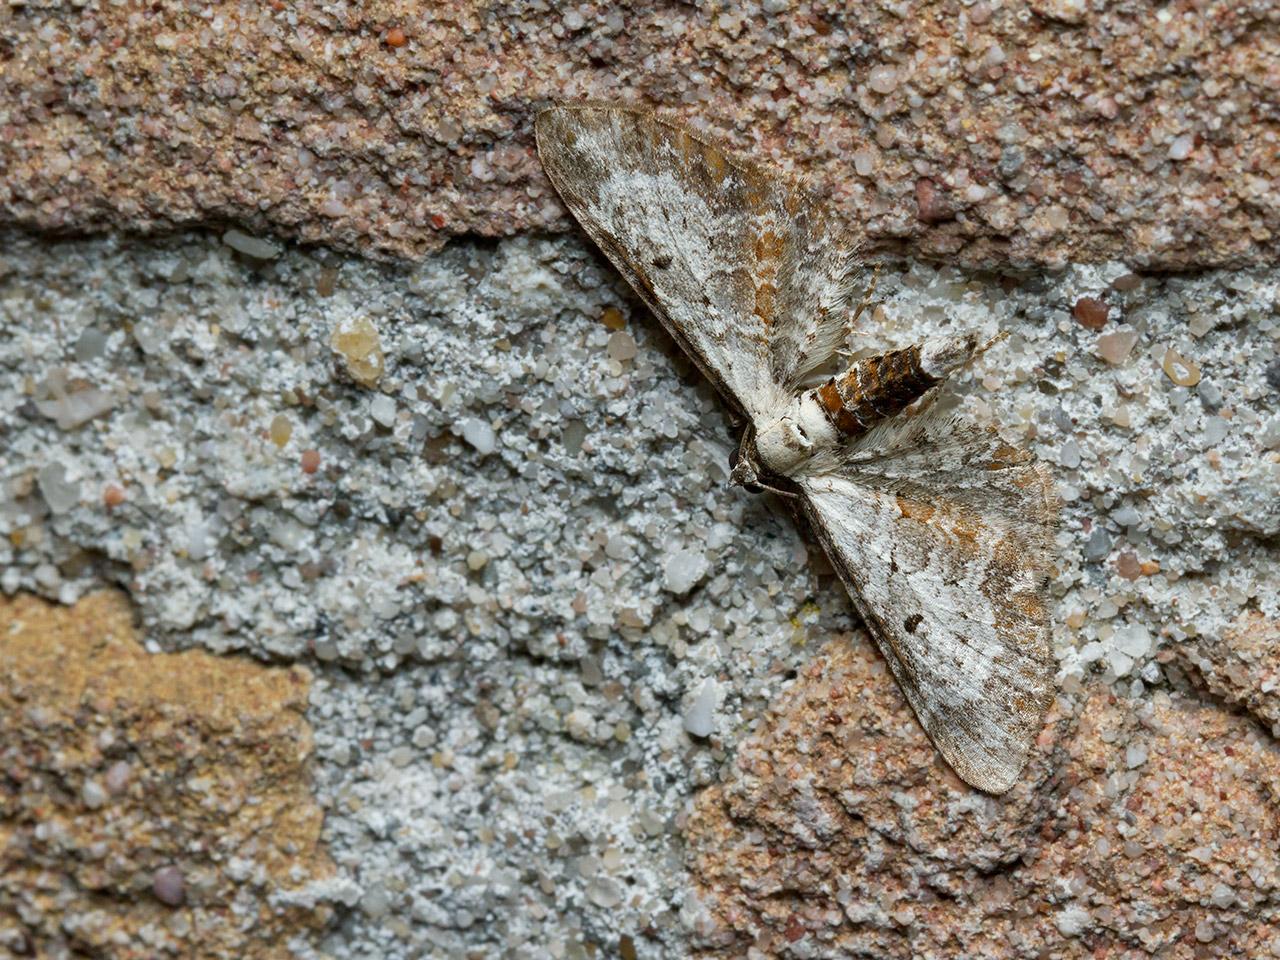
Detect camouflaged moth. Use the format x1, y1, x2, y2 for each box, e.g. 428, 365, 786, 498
536, 105, 1057, 794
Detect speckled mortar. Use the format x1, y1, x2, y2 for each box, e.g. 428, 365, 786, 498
2, 228, 1278, 958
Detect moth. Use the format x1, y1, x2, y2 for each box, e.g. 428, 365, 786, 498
536, 105, 1057, 794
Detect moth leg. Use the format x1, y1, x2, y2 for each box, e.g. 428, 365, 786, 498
757, 482, 800, 500
976, 329, 1009, 360
849, 262, 882, 329
837, 263, 882, 359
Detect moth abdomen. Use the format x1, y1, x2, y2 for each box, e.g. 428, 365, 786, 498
812, 344, 936, 439
811, 332, 985, 439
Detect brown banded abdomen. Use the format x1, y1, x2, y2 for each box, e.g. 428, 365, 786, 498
810, 344, 938, 439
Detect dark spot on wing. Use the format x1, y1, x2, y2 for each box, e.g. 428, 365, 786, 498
903, 613, 923, 634
652, 254, 672, 269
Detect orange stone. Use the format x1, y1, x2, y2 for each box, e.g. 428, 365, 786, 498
1115, 551, 1141, 580
1162, 347, 1201, 387
1072, 296, 1110, 331
330, 316, 384, 387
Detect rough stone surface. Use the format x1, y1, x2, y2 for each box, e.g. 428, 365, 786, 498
1170, 610, 1280, 736
686, 637, 1280, 959
0, 591, 334, 959
5, 7, 1279, 956
2, 228, 1278, 958
2, 1, 1277, 270
3, 232, 1275, 672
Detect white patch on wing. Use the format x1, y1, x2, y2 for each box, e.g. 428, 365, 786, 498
585, 168, 782, 418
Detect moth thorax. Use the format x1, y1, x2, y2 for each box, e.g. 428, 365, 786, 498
754, 393, 838, 474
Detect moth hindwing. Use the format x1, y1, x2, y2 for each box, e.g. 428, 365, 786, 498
536, 103, 1057, 794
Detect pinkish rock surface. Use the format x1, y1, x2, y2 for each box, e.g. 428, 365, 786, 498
1170, 611, 1280, 736
687, 635, 1280, 959
2, 1, 1276, 269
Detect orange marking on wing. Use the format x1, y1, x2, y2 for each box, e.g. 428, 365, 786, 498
675, 129, 697, 159
704, 145, 729, 184
751, 228, 784, 326
983, 533, 1048, 635
754, 229, 785, 263
1015, 590, 1046, 622
986, 442, 1028, 470
741, 179, 771, 213
895, 496, 936, 523
951, 517, 981, 545
753, 281, 777, 325
926, 499, 987, 556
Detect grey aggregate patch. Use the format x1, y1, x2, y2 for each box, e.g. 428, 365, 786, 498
1, 230, 1277, 958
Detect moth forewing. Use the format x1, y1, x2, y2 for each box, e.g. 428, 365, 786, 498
536, 103, 1057, 793
535, 105, 861, 427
